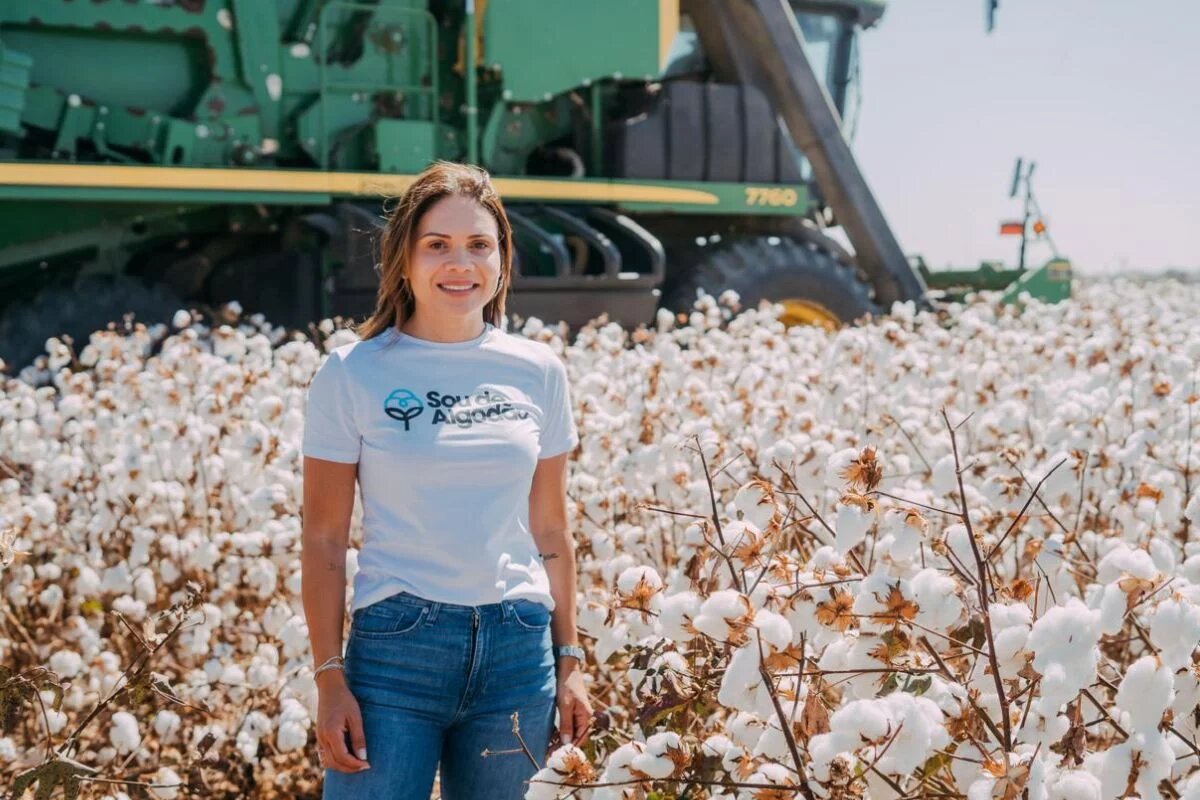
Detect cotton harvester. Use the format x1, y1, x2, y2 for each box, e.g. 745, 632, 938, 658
0, 0, 1070, 369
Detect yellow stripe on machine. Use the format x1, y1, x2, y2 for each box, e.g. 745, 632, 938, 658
0, 162, 719, 205
659, 0, 681, 71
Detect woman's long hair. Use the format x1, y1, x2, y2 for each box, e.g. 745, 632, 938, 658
355, 161, 514, 341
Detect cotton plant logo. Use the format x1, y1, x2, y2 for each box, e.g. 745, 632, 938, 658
383, 388, 424, 430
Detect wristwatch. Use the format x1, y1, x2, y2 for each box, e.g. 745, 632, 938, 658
553, 644, 586, 662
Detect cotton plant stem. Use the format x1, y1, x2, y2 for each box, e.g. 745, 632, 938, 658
694, 434, 746, 593
942, 408, 1012, 753
918, 636, 1007, 752
983, 457, 1068, 563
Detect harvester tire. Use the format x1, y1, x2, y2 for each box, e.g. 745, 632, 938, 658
661, 236, 880, 326
0, 275, 182, 374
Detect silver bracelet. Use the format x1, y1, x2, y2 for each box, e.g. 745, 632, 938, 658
313, 655, 345, 680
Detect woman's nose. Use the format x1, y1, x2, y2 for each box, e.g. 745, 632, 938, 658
443, 245, 475, 264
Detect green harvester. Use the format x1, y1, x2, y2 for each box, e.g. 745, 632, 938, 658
0, 0, 1070, 369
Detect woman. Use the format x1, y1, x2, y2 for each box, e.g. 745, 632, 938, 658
300, 161, 592, 799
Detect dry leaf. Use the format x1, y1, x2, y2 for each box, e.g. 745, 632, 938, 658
840, 446, 883, 492
815, 588, 856, 632
1135, 482, 1163, 502
876, 584, 919, 626
799, 689, 831, 738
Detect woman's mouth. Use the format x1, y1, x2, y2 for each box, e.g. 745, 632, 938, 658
438, 282, 478, 295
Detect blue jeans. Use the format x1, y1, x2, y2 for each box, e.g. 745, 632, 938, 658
322, 590, 558, 800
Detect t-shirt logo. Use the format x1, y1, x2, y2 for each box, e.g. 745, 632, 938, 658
383, 387, 531, 431
384, 389, 424, 430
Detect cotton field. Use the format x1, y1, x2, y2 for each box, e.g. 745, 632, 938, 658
2, 279, 1200, 800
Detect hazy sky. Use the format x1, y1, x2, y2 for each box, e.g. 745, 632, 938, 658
849, 0, 1198, 275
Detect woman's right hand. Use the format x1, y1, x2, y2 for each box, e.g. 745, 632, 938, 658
316, 675, 371, 773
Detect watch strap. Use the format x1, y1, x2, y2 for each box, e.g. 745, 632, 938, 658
553, 644, 586, 661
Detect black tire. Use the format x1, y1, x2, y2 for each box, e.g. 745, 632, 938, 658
0, 275, 182, 373
660, 235, 880, 325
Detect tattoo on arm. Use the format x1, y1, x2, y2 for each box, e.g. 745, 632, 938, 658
539, 552, 560, 561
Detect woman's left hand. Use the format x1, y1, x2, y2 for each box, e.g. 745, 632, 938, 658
553, 663, 592, 750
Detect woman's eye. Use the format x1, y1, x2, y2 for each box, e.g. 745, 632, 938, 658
472, 241, 491, 250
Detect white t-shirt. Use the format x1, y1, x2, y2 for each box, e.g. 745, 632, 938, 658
301, 322, 578, 614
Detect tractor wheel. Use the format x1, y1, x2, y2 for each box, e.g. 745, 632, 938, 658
0, 275, 182, 374
660, 236, 880, 330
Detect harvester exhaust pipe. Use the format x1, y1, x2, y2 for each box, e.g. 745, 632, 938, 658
693, 0, 928, 310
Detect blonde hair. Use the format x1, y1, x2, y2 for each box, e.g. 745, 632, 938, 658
356, 161, 514, 341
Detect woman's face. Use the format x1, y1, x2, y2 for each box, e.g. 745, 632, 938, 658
406, 194, 503, 319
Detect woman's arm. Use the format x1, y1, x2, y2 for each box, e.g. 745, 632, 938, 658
301, 456, 370, 772
301, 456, 358, 683
528, 450, 592, 746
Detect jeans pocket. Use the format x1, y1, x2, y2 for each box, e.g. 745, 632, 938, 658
351, 601, 429, 639
510, 599, 551, 631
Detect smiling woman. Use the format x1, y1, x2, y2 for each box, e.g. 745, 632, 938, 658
354, 161, 515, 346
299, 161, 592, 800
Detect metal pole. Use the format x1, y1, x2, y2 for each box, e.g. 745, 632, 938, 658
591, 82, 603, 175
1018, 161, 1035, 270
465, 0, 479, 165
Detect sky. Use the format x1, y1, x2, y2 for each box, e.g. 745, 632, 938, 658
848, 0, 1199, 275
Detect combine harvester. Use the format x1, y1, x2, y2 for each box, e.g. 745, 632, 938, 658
0, 0, 1070, 368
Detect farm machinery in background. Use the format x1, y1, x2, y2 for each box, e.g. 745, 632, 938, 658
0, 0, 1070, 370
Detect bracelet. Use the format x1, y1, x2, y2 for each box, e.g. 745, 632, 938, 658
553, 644, 586, 662
313, 655, 345, 680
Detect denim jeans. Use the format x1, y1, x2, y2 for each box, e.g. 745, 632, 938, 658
321, 590, 558, 800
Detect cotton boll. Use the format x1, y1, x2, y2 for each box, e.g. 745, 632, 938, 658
598, 740, 646, 781
1095, 543, 1158, 584
931, 453, 958, 495
1149, 596, 1200, 669
727, 712, 768, 749
655, 590, 701, 643
834, 494, 875, 554
235, 729, 260, 762
910, 568, 964, 632
37, 583, 64, 614
247, 655, 280, 689
148, 766, 183, 800
693, 589, 752, 644
45, 708, 69, 735
1095, 582, 1128, 636
733, 479, 782, 531
615, 565, 663, 608
72, 566, 102, 599
1115, 656, 1173, 733
1186, 492, 1200, 525
989, 603, 1032, 677
877, 507, 927, 561
752, 722, 792, 762
825, 447, 859, 490
629, 731, 687, 779
751, 608, 792, 653
274, 697, 309, 752
723, 519, 766, 569
1184, 771, 1200, 800
1088, 731, 1173, 799
153, 709, 181, 740
1027, 598, 1102, 716
49, 649, 83, 679
1047, 769, 1102, 800
110, 710, 141, 754
717, 644, 763, 715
